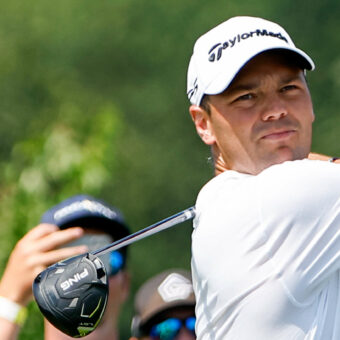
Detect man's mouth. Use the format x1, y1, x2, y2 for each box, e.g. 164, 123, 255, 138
261, 129, 296, 140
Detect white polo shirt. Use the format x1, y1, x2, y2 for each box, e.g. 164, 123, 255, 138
191, 160, 340, 339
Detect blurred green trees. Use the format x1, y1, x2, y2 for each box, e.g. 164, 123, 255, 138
0, 95, 124, 338
0, 0, 339, 338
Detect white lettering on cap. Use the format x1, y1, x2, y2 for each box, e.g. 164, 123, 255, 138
54, 199, 117, 221
158, 273, 193, 302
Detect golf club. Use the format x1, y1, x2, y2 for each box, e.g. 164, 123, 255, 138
33, 206, 195, 338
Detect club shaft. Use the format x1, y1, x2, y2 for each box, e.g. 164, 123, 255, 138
92, 206, 196, 256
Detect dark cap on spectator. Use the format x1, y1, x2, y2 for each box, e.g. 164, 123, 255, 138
40, 194, 130, 242
131, 269, 195, 336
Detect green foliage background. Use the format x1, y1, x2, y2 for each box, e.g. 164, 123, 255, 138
0, 1, 339, 338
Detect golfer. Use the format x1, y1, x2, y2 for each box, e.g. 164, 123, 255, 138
187, 16, 340, 339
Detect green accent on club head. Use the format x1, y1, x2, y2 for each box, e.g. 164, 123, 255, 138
77, 297, 106, 337
77, 326, 94, 337
89, 297, 102, 318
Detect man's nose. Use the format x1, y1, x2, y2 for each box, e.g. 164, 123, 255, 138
261, 94, 288, 121
175, 327, 196, 340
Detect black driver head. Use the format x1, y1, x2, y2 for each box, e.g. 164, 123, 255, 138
33, 253, 108, 338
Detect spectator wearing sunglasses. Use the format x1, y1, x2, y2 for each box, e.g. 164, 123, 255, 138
130, 269, 196, 340
0, 194, 130, 340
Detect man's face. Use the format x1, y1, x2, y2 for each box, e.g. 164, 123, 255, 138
190, 51, 315, 175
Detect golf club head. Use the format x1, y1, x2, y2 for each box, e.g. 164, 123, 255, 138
33, 253, 108, 338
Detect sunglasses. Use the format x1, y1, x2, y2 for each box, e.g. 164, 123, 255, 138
108, 250, 125, 276
150, 316, 196, 340
66, 234, 125, 276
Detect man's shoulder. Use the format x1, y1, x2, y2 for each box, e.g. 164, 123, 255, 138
196, 159, 339, 206
259, 159, 340, 206
195, 170, 253, 210
257, 159, 339, 193
255, 159, 340, 230
261, 159, 337, 178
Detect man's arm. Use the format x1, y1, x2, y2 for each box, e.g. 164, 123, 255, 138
259, 159, 340, 300
0, 224, 87, 340
308, 152, 340, 163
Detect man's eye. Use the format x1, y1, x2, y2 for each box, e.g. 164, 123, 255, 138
281, 85, 297, 92
235, 93, 253, 101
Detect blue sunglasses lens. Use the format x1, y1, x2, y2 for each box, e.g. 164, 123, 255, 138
150, 317, 196, 340
109, 251, 124, 275
185, 316, 196, 332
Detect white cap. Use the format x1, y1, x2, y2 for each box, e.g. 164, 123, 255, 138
187, 16, 315, 105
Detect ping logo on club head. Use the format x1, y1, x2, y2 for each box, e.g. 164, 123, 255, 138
60, 268, 89, 291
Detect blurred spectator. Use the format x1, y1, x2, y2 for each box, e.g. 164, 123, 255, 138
130, 269, 196, 340
0, 194, 130, 340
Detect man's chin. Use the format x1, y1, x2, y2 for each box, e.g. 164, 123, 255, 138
258, 149, 308, 173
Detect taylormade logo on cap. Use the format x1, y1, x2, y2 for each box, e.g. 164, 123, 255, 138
187, 16, 314, 106
208, 29, 288, 62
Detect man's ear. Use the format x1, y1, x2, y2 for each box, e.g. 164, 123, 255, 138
189, 105, 215, 145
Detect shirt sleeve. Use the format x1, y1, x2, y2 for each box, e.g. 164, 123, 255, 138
257, 159, 340, 304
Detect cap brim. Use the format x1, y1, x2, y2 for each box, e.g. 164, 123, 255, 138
58, 216, 130, 242
205, 46, 314, 97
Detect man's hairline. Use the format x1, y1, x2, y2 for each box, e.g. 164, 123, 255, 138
200, 94, 211, 115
